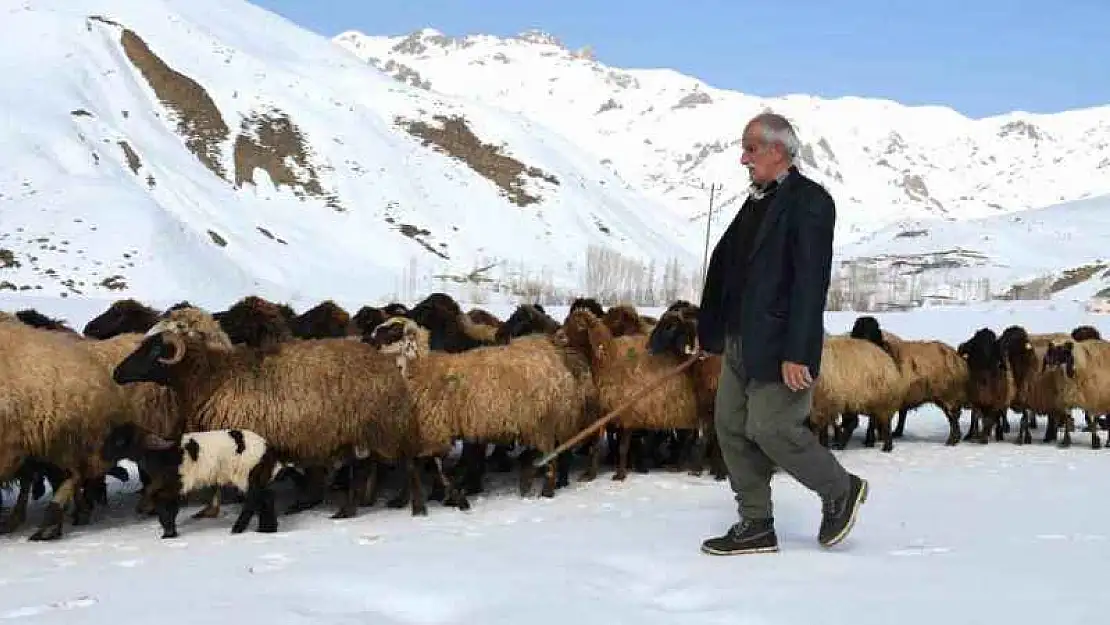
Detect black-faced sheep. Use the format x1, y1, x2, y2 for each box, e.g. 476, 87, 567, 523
568, 297, 605, 319
1071, 325, 1102, 342
82, 298, 161, 339
496, 303, 561, 344
561, 309, 704, 479
957, 328, 1015, 444
850, 316, 969, 446
101, 423, 286, 538
645, 303, 727, 479
112, 312, 423, 519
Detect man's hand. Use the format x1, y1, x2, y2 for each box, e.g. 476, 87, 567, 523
782, 361, 813, 391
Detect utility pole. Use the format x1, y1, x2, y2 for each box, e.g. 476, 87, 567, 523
698, 182, 721, 295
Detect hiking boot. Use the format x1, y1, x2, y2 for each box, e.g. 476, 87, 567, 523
701, 518, 778, 555
818, 473, 868, 547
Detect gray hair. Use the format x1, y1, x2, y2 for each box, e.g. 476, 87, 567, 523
746, 112, 801, 162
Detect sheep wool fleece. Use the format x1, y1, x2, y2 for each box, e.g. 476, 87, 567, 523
715, 336, 851, 521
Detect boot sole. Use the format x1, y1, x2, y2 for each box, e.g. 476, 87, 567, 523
819, 478, 869, 548
701, 543, 779, 556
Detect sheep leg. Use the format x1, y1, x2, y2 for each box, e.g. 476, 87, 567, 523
578, 430, 604, 482
943, 406, 962, 446
488, 444, 515, 473
612, 428, 633, 481
458, 442, 487, 495
28, 474, 78, 542
331, 457, 371, 519
517, 449, 538, 496
1043, 413, 1058, 443
542, 456, 558, 498
994, 413, 1007, 441
153, 488, 181, 539
878, 415, 895, 453
1016, 409, 1033, 446
631, 432, 650, 473
1059, 415, 1074, 448
555, 451, 571, 489
1085, 412, 1101, 449
964, 409, 980, 441
406, 457, 428, 517
285, 466, 327, 514
834, 413, 859, 450
863, 416, 877, 448
426, 457, 446, 502
360, 459, 382, 507
431, 457, 469, 511
893, 408, 910, 438
686, 429, 709, 476
192, 489, 222, 519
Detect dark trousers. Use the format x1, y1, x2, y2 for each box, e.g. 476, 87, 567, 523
715, 336, 850, 520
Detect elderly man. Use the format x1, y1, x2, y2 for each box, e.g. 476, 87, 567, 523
696, 112, 867, 555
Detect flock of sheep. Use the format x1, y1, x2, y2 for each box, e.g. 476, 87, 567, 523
0, 291, 1105, 543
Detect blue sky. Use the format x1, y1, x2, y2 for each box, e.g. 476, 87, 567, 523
254, 0, 1107, 119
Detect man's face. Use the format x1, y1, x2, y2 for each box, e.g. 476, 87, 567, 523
740, 122, 785, 186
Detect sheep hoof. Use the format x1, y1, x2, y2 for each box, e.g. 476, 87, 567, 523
161, 530, 179, 539
330, 507, 357, 520
28, 526, 62, 542
256, 523, 278, 534
411, 503, 428, 517
611, 472, 627, 482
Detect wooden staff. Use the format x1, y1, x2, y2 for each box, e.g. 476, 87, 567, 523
532, 350, 705, 468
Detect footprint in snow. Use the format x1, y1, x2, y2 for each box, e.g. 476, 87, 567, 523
0, 596, 97, 619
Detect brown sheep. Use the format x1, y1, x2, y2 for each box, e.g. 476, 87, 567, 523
561, 308, 704, 480
997, 326, 1070, 445
568, 297, 605, 319
112, 313, 424, 519
370, 315, 596, 498
602, 304, 653, 337
466, 308, 502, 329
808, 335, 909, 453
14, 309, 80, 335
1042, 339, 1110, 449
0, 319, 133, 540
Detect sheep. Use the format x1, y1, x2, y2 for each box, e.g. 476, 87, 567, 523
111, 312, 425, 519
0, 318, 133, 540
645, 303, 727, 479
466, 308, 502, 328
568, 297, 605, 319
1071, 325, 1102, 342
807, 335, 908, 452
561, 308, 704, 479
291, 300, 352, 339
1042, 339, 1110, 449
849, 316, 969, 446
601, 304, 653, 337
101, 422, 286, 538
956, 328, 1016, 444
14, 309, 80, 335
82, 298, 162, 338
212, 295, 295, 349
495, 303, 561, 344
369, 315, 596, 498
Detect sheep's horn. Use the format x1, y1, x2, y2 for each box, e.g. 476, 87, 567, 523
158, 331, 187, 365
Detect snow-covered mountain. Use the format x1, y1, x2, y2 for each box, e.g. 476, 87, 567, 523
832, 193, 1110, 305
335, 28, 1110, 246
0, 1, 705, 308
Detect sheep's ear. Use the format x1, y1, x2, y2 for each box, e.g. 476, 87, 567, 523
142, 432, 176, 451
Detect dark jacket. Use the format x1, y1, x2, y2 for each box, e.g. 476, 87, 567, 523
696, 166, 835, 383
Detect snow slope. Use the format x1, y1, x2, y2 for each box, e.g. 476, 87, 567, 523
838, 193, 1110, 301
335, 28, 1110, 244
2, 293, 1108, 625
0, 1, 703, 308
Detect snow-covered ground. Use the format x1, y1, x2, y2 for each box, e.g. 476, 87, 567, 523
1, 293, 1107, 624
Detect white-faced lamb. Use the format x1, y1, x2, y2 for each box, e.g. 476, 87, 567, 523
101, 423, 286, 538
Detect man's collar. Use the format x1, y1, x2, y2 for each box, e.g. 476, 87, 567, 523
749, 166, 795, 199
